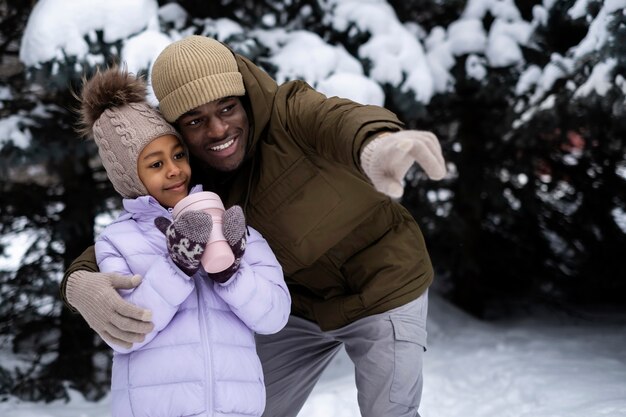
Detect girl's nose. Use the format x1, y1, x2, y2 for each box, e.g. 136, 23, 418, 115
166, 162, 181, 177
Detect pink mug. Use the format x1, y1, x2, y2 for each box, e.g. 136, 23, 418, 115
172, 192, 235, 273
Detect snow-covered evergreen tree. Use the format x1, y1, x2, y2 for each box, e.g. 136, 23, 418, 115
2, 0, 625, 399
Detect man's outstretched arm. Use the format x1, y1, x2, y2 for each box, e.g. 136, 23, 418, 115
61, 246, 154, 349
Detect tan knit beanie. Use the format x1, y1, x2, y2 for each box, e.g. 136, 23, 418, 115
151, 35, 246, 123
78, 67, 181, 198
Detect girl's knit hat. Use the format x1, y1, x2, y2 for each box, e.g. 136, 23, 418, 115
77, 66, 181, 198
151, 35, 246, 123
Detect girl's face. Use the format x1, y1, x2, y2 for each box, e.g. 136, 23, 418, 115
137, 134, 191, 208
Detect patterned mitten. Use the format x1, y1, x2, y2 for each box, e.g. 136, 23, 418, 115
155, 210, 212, 276
207, 205, 247, 284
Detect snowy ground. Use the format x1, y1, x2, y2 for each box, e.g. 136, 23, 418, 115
2, 292, 625, 417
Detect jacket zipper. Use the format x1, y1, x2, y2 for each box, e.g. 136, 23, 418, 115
195, 276, 214, 415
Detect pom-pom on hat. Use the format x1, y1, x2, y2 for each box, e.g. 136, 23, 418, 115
151, 36, 246, 123
77, 66, 181, 198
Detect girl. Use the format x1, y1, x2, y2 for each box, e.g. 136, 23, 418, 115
77, 66, 290, 417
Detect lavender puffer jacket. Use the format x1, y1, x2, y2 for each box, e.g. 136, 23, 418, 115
95, 187, 290, 417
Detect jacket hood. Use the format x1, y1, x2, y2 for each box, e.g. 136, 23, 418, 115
234, 54, 278, 160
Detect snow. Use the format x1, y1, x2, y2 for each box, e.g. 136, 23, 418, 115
0, 103, 58, 149
265, 30, 363, 86
316, 72, 386, 106
568, 0, 590, 19
485, 19, 531, 68
0, 114, 33, 149
0, 85, 12, 100
6, 1, 626, 415
158, 2, 189, 30
328, 0, 435, 102
197, 17, 245, 41
574, 58, 618, 97
515, 65, 542, 95
465, 54, 488, 81
12, 0, 625, 151
1, 292, 625, 417
457, 0, 533, 69
0, 228, 35, 269
121, 30, 174, 78
19, 0, 160, 66
612, 207, 626, 233
571, 0, 626, 59
447, 19, 488, 56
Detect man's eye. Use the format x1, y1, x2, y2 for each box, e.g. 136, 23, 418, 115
221, 104, 235, 113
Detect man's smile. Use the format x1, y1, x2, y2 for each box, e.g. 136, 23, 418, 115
210, 137, 236, 152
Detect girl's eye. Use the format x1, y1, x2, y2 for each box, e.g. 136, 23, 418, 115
174, 151, 186, 160
149, 161, 163, 169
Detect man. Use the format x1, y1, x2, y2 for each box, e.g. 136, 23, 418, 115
62, 35, 446, 417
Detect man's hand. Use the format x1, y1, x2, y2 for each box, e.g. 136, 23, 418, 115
360, 130, 446, 199
66, 270, 154, 349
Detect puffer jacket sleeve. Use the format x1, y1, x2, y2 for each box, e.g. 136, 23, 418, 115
279, 81, 404, 170
96, 235, 195, 353
60, 245, 98, 310
213, 227, 290, 335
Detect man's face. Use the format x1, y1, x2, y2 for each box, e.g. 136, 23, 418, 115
176, 96, 249, 172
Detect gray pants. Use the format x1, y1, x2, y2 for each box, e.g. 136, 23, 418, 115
256, 291, 428, 417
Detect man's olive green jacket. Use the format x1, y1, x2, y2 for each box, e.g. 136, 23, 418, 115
62, 52, 434, 331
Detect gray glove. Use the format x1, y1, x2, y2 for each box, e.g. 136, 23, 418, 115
361, 130, 447, 198
66, 270, 154, 349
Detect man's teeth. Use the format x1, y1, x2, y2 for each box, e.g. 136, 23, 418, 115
211, 139, 234, 151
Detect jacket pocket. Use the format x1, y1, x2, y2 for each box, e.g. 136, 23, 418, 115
128, 383, 205, 417
253, 157, 341, 273
389, 315, 426, 407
